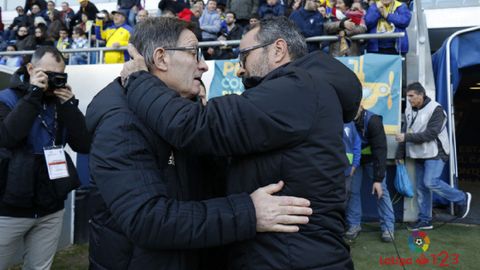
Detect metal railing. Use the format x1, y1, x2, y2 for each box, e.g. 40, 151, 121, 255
0, 32, 406, 63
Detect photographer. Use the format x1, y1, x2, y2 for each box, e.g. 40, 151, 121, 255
0, 46, 89, 269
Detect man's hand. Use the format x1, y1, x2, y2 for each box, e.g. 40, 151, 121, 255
344, 19, 355, 31
251, 181, 312, 233
54, 85, 74, 104
349, 166, 356, 177
395, 133, 405, 142
121, 44, 148, 86
112, 42, 120, 49
30, 68, 49, 91
372, 182, 383, 199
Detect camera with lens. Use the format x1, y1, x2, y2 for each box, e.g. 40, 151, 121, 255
45, 71, 68, 91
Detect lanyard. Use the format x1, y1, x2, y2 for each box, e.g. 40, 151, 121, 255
408, 110, 418, 130
37, 103, 58, 146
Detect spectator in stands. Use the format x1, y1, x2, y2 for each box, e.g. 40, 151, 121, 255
365, 0, 411, 54
29, 4, 45, 23
98, 10, 114, 30
395, 82, 472, 231
60, 2, 75, 29
5, 6, 32, 41
324, 0, 367, 56
34, 24, 54, 48
47, 11, 66, 41
258, 0, 286, 19
290, 0, 303, 13
210, 11, 243, 59
33, 16, 48, 29
86, 17, 312, 269
199, 0, 221, 42
14, 26, 36, 51
289, 0, 324, 52
178, 3, 196, 22
260, 0, 290, 15
71, 0, 99, 29
46, 1, 60, 24
0, 46, 89, 270
24, 0, 47, 14
0, 45, 23, 68
346, 105, 395, 242
95, 9, 133, 64
118, 0, 141, 26
56, 27, 71, 62
70, 27, 89, 65
245, 13, 260, 32
136, 9, 149, 24
227, 0, 259, 28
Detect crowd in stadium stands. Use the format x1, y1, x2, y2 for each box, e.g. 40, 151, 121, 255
0, 0, 412, 67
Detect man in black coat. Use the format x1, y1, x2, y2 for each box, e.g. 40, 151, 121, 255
0, 46, 90, 269
86, 17, 313, 270
123, 16, 362, 269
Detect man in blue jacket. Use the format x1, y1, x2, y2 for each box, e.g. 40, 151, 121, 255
122, 16, 362, 269
346, 105, 395, 242
0, 46, 89, 269
86, 17, 313, 269
289, 0, 324, 52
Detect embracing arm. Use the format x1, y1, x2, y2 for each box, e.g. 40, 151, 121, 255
125, 71, 314, 156
89, 111, 257, 250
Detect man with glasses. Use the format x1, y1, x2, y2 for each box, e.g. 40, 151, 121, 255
86, 17, 313, 269
122, 16, 361, 269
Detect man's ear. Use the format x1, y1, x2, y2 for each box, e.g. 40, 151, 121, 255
272, 38, 289, 64
26, 62, 34, 77
152, 47, 168, 71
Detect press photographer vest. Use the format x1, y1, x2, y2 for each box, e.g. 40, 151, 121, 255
405, 100, 449, 158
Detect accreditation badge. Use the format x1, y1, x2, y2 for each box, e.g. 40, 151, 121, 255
43, 146, 69, 180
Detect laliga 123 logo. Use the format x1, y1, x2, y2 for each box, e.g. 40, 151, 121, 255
408, 231, 430, 253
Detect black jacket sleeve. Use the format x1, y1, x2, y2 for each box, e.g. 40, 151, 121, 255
367, 115, 387, 183
125, 71, 314, 156
0, 89, 43, 148
89, 110, 256, 250
57, 98, 90, 154
405, 106, 445, 143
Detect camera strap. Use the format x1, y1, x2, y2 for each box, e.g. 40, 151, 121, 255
38, 103, 58, 146
38, 103, 69, 180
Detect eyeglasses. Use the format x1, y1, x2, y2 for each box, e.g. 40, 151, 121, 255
238, 42, 273, 68
163, 46, 202, 63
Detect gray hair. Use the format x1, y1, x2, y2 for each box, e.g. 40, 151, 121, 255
130, 17, 190, 70
253, 17, 308, 61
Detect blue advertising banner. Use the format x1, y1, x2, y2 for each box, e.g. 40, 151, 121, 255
337, 54, 402, 134
208, 54, 402, 134
208, 59, 244, 98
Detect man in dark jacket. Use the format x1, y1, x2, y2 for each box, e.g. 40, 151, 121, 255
345, 105, 395, 242
0, 46, 89, 269
123, 16, 362, 269
86, 17, 313, 270
289, 0, 324, 52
